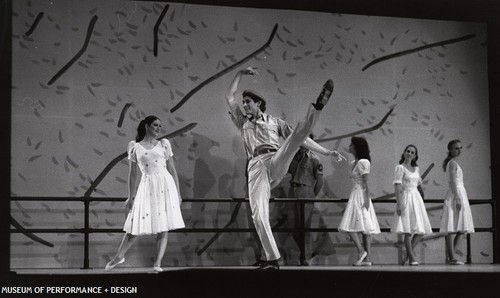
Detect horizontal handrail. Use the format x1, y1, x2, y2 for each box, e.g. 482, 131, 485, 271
9, 196, 495, 268
9, 196, 496, 204
9, 227, 495, 233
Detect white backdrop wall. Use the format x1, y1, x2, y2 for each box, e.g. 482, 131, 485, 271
10, 0, 491, 268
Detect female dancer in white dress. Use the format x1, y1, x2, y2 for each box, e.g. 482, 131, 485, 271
105, 116, 185, 272
391, 145, 432, 265
439, 139, 474, 265
338, 137, 380, 266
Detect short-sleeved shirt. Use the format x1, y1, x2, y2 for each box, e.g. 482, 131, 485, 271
230, 108, 293, 159
288, 149, 323, 187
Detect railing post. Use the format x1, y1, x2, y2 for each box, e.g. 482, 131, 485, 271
83, 196, 90, 269
492, 200, 497, 264
299, 199, 305, 265
466, 233, 472, 264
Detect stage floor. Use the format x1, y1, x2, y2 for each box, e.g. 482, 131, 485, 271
12, 264, 500, 274
5, 265, 500, 297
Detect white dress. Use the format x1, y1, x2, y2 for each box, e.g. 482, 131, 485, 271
338, 159, 381, 234
391, 165, 432, 235
123, 139, 185, 235
439, 160, 475, 233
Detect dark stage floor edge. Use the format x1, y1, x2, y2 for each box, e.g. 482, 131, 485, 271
2, 265, 500, 297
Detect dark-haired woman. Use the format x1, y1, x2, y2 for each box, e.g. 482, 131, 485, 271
391, 145, 432, 266
439, 140, 474, 265
105, 116, 184, 273
338, 137, 380, 266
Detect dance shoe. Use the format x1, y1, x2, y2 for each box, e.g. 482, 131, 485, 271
448, 259, 465, 265
105, 257, 125, 272
409, 261, 419, 266
313, 79, 334, 110
360, 261, 372, 266
352, 251, 368, 266
253, 260, 267, 268
153, 266, 163, 273
257, 260, 280, 270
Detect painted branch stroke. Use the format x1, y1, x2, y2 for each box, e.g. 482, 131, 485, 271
170, 24, 278, 113
197, 202, 242, 255
362, 34, 476, 71
47, 15, 98, 85
25, 12, 44, 36
153, 4, 169, 57
10, 215, 55, 247
316, 106, 395, 143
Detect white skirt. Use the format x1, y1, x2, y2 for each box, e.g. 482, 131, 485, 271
439, 184, 474, 233
123, 171, 185, 235
338, 185, 380, 234
391, 188, 432, 235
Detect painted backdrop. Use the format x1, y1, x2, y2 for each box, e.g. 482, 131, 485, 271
11, 0, 492, 268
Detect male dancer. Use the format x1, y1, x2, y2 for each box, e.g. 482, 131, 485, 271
225, 67, 345, 269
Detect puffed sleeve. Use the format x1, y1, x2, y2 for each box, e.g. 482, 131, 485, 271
358, 159, 370, 175
160, 138, 173, 159
393, 164, 404, 184
127, 141, 137, 162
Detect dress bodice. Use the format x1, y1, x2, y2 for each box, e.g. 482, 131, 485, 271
127, 139, 173, 175
393, 164, 421, 190
447, 160, 464, 186
350, 159, 370, 186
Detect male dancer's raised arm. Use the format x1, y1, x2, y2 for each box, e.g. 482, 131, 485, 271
226, 67, 345, 161
225, 67, 259, 116
303, 137, 346, 162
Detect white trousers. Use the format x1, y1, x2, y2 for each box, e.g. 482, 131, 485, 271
247, 105, 320, 260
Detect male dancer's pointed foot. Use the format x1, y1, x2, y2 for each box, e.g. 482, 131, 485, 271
105, 257, 125, 272
313, 79, 334, 110
253, 259, 267, 268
